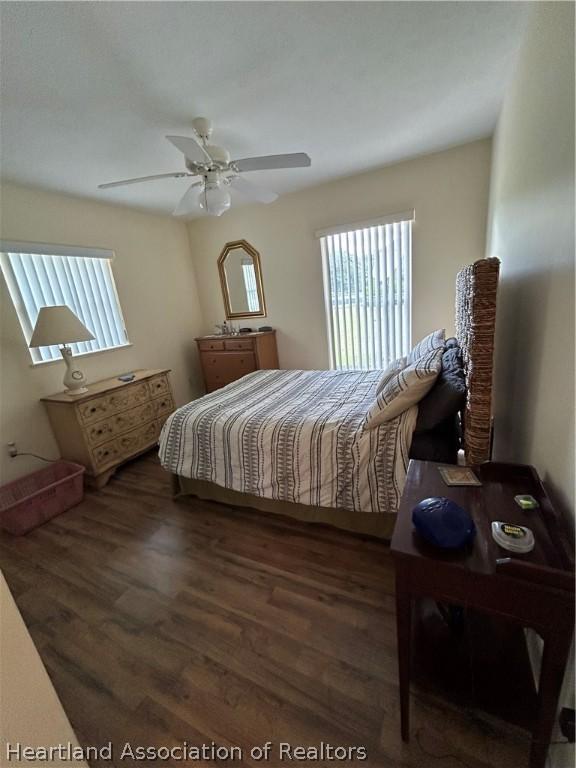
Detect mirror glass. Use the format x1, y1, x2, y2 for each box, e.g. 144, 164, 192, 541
218, 240, 267, 319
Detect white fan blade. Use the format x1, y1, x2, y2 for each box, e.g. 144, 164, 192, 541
230, 175, 278, 204
98, 172, 191, 190
166, 135, 213, 164
233, 153, 311, 172
173, 181, 203, 216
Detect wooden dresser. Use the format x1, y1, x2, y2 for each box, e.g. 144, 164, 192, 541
196, 331, 279, 392
42, 368, 174, 488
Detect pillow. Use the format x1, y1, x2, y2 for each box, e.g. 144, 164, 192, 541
375, 357, 407, 395
415, 346, 466, 432
441, 345, 465, 375
365, 346, 443, 428
410, 417, 461, 464
407, 328, 445, 364
444, 336, 459, 350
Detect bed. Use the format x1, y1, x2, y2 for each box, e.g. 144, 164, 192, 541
159, 258, 500, 539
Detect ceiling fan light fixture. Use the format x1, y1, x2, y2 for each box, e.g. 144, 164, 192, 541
199, 182, 231, 217
98, 118, 309, 216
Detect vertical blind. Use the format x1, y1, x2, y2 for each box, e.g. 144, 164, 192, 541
1, 249, 128, 364
319, 213, 413, 370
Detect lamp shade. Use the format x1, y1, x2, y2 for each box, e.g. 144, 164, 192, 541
29, 306, 95, 348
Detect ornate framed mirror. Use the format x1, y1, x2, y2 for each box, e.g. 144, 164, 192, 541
218, 240, 267, 319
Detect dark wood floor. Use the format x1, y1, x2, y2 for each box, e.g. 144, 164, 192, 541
0, 453, 529, 767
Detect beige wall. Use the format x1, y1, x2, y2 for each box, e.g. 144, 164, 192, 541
0, 182, 204, 483
187, 139, 492, 370
487, 2, 575, 520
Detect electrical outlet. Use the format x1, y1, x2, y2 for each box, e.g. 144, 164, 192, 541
7, 442, 17, 458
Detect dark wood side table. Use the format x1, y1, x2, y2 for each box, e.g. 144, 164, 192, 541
391, 460, 574, 768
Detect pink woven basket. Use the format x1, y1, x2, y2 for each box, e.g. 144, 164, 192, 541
0, 460, 85, 535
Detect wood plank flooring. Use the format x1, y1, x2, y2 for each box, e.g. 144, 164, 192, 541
0, 453, 530, 768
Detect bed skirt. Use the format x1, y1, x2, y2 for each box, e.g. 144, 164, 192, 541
171, 475, 396, 540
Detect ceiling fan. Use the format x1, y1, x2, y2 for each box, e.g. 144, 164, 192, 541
98, 117, 311, 217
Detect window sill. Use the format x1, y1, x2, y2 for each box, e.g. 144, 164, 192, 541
30, 342, 133, 368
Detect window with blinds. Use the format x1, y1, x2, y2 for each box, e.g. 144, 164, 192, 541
242, 261, 259, 312
318, 211, 413, 370
0, 242, 129, 364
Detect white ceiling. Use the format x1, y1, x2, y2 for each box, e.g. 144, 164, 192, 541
0, 1, 528, 216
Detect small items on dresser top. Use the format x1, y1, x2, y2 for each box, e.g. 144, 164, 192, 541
41, 368, 174, 488
411, 496, 476, 550
515, 493, 539, 510
438, 465, 481, 486
492, 521, 535, 553
213, 322, 275, 336
196, 330, 279, 393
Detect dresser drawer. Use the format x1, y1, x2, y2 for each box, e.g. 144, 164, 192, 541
152, 394, 174, 419
85, 418, 116, 447
91, 419, 160, 470
112, 401, 156, 437
91, 440, 123, 472
203, 352, 256, 390
147, 374, 170, 398
85, 400, 157, 446
224, 339, 254, 351
198, 339, 225, 351
202, 351, 256, 373
78, 382, 149, 425
116, 420, 159, 459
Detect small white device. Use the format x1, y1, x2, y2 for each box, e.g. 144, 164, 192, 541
491, 521, 535, 554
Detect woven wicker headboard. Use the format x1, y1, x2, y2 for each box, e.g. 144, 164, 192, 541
455, 257, 500, 465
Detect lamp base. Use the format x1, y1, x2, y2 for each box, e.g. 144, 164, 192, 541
64, 386, 89, 395
60, 345, 89, 394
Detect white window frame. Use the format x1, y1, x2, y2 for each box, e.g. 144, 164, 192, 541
0, 240, 130, 365
316, 210, 414, 371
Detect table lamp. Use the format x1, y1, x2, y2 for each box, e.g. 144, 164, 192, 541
29, 306, 95, 394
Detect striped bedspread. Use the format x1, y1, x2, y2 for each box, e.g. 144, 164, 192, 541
159, 369, 417, 514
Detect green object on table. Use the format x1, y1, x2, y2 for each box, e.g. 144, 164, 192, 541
515, 494, 539, 510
